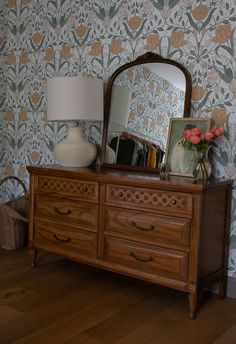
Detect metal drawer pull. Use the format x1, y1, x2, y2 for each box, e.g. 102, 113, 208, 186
171, 199, 177, 205
55, 207, 72, 215
129, 250, 153, 262
53, 234, 70, 243
82, 186, 88, 192
118, 191, 123, 197
131, 221, 156, 232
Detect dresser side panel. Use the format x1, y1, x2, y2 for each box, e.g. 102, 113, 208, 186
198, 187, 229, 280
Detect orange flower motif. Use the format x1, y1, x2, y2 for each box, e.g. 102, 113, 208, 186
31, 92, 40, 104
191, 5, 210, 21
20, 51, 29, 64
5, 0, 16, 8
19, 109, 28, 122
5, 164, 13, 176
127, 16, 142, 31
30, 151, 39, 162
61, 45, 72, 59
111, 38, 123, 54
127, 68, 133, 78
129, 111, 136, 120
150, 121, 156, 129
213, 24, 231, 44
32, 32, 42, 45
192, 86, 206, 101
19, 166, 27, 179
90, 41, 102, 57
211, 108, 227, 127
5, 109, 14, 121
148, 80, 154, 90
138, 104, 144, 113
22, 0, 32, 4
163, 80, 169, 87
145, 34, 160, 51
170, 31, 184, 48
45, 47, 54, 62
6, 52, 15, 65
207, 69, 220, 85
157, 113, 164, 123
75, 24, 87, 38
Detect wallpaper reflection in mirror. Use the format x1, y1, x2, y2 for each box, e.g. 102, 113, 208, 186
106, 63, 186, 168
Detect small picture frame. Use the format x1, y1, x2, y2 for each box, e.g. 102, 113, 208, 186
165, 118, 211, 177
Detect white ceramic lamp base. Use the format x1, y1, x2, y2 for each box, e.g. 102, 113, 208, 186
54, 127, 97, 167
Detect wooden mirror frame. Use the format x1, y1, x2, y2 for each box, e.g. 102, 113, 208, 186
100, 52, 192, 172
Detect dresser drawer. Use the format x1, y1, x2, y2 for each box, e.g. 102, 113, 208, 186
34, 222, 97, 258
37, 176, 99, 202
106, 184, 192, 217
35, 195, 98, 231
104, 237, 188, 281
105, 207, 190, 249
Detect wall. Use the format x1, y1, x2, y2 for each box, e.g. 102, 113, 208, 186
0, 0, 236, 276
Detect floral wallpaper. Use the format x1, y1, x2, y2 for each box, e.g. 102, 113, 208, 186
115, 64, 184, 150
0, 0, 236, 276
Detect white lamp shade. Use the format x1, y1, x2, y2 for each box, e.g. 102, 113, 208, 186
47, 75, 103, 121
108, 84, 132, 132
46, 75, 103, 168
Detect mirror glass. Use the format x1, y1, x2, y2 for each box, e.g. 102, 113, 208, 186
101, 53, 191, 171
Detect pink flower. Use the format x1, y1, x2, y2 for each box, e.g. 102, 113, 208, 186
189, 135, 201, 144
183, 129, 192, 138
190, 128, 202, 136
212, 126, 224, 136
180, 125, 224, 152
204, 131, 214, 141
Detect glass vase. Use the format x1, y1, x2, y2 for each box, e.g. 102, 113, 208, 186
193, 148, 212, 181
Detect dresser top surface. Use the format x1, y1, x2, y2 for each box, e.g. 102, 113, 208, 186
27, 165, 233, 193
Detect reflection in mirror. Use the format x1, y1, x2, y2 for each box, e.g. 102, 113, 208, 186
102, 53, 191, 171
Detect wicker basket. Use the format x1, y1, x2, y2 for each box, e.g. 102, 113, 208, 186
0, 176, 28, 250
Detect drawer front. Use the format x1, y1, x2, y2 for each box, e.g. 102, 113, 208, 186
37, 176, 98, 202
36, 195, 98, 231
34, 222, 97, 258
104, 237, 188, 281
105, 207, 190, 248
106, 184, 192, 217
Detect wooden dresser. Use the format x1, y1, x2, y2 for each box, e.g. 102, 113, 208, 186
27, 165, 232, 318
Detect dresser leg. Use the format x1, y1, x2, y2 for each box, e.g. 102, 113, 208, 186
30, 249, 38, 268
219, 275, 227, 299
188, 292, 198, 319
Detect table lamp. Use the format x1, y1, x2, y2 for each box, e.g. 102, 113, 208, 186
47, 75, 103, 167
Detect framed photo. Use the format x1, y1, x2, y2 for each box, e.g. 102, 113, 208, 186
165, 118, 211, 177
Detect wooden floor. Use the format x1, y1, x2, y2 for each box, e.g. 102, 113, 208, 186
1, 248, 236, 344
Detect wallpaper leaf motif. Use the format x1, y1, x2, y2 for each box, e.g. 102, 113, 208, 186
0, 0, 236, 275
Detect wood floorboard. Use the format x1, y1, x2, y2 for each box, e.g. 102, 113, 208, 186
0, 248, 236, 344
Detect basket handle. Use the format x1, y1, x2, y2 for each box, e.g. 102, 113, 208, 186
0, 176, 27, 196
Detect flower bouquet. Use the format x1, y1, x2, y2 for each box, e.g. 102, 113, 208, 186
179, 126, 224, 180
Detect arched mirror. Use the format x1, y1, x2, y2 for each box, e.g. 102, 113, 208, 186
101, 52, 191, 172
